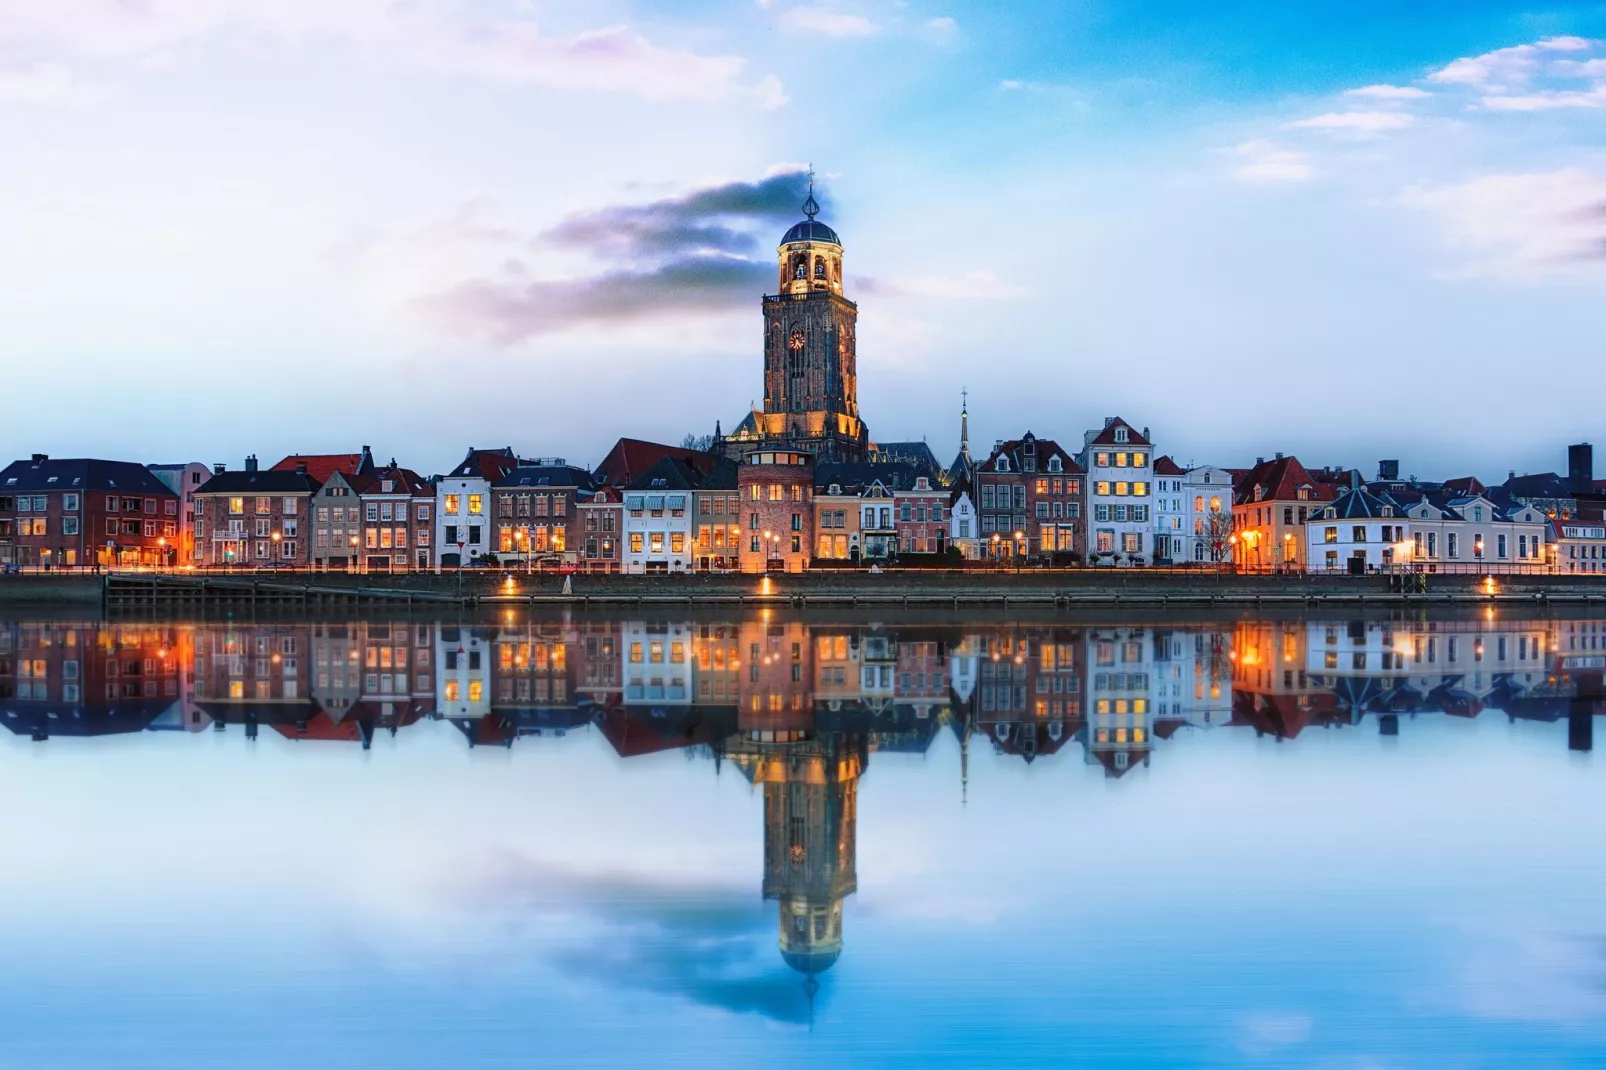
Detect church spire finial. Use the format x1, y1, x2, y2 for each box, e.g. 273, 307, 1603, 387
802, 165, 820, 221
959, 388, 971, 464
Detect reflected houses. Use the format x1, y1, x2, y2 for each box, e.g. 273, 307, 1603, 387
0, 622, 183, 739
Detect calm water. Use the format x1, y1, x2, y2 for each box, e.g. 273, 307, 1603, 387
2, 609, 1604, 1069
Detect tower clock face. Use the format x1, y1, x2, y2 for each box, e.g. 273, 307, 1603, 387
788, 329, 806, 351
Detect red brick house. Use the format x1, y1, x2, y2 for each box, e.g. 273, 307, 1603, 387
492, 462, 598, 566
737, 449, 814, 573
0, 455, 180, 568
975, 434, 1084, 562
193, 456, 321, 567
578, 486, 624, 572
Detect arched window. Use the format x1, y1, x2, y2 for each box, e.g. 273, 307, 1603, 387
793, 255, 807, 280
814, 256, 826, 280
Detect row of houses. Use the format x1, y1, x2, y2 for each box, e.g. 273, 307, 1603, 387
2, 423, 1603, 574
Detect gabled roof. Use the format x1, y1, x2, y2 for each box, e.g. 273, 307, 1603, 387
1499, 472, 1575, 500
870, 441, 944, 481
448, 447, 523, 481
196, 469, 322, 495
0, 457, 177, 497
1084, 417, 1150, 448
625, 455, 703, 491
596, 438, 713, 487
493, 464, 597, 492
977, 433, 1083, 477
271, 453, 365, 484
354, 464, 433, 497
814, 461, 925, 494
1310, 487, 1402, 522
696, 457, 740, 491
1441, 476, 1487, 496
1233, 455, 1339, 506
1152, 455, 1186, 476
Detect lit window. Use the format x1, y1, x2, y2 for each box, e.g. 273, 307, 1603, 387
229, 497, 244, 515
444, 494, 459, 515
467, 494, 483, 515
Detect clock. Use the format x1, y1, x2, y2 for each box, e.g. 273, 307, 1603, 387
788, 329, 806, 351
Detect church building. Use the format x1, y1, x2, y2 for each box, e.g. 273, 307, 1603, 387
720, 177, 870, 463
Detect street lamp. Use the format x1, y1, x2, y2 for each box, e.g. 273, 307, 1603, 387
349, 534, 359, 573
1013, 529, 1025, 573
270, 530, 281, 570
157, 537, 167, 572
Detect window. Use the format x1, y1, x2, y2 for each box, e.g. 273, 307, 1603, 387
1325, 526, 1338, 543
1114, 426, 1128, 443
629, 532, 643, 553
229, 497, 244, 515
670, 532, 685, 554
444, 494, 460, 515
1096, 481, 1111, 496
63, 516, 79, 536
256, 497, 271, 515
366, 503, 379, 523
468, 494, 483, 515
1447, 532, 1459, 558
1352, 526, 1367, 543
1133, 482, 1147, 496
63, 493, 79, 511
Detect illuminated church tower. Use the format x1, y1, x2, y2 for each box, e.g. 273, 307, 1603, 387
722, 172, 869, 463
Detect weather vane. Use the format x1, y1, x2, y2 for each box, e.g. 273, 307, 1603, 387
803, 163, 820, 220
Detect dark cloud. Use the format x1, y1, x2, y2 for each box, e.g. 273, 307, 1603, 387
417, 170, 822, 344
414, 256, 771, 343
461, 858, 818, 1025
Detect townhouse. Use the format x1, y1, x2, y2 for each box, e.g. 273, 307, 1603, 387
1302, 487, 1410, 573
437, 447, 523, 568
736, 449, 813, 573
0, 455, 180, 568
1398, 493, 1549, 573
893, 474, 947, 555
193, 457, 320, 567
1182, 465, 1235, 566
1152, 456, 1188, 565
577, 486, 624, 572
975, 433, 1082, 562
146, 462, 212, 566
1232, 455, 1347, 573
492, 460, 595, 566
623, 456, 701, 573
1080, 418, 1153, 566
692, 458, 741, 572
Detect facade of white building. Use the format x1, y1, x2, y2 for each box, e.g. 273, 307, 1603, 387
1080, 417, 1155, 566
622, 457, 698, 573
437, 447, 520, 569
1303, 488, 1409, 573
949, 486, 979, 560
1399, 494, 1550, 573
1182, 466, 1236, 565
1152, 457, 1187, 564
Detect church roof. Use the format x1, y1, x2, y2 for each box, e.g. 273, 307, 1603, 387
781, 219, 841, 246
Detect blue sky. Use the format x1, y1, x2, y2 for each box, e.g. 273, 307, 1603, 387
1, 1, 1603, 479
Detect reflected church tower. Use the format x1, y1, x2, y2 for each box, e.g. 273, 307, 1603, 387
733, 729, 862, 977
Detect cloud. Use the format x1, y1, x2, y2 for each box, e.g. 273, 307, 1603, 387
1345, 84, 1431, 100
1285, 110, 1415, 135
1449, 927, 1606, 1026
857, 270, 1027, 300
1399, 168, 1606, 280
1237, 1011, 1313, 1057
1429, 35, 1595, 89
1229, 140, 1315, 183
455, 856, 816, 1025
924, 16, 959, 44
0, 0, 784, 107
0, 60, 79, 102
414, 169, 820, 343
780, 6, 879, 37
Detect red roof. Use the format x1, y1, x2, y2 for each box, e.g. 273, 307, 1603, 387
272, 453, 364, 483
1442, 476, 1487, 496
1085, 417, 1150, 448
1233, 455, 1341, 506
595, 438, 713, 487
449, 447, 523, 481
1152, 455, 1186, 477
978, 433, 1084, 475
353, 465, 432, 497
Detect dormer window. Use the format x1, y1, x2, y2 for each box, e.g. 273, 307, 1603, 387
915, 478, 930, 490
1114, 427, 1129, 443
829, 484, 841, 495
1382, 506, 1394, 518
1324, 508, 1336, 519
1047, 456, 1062, 473
996, 458, 1010, 473
1297, 487, 1310, 501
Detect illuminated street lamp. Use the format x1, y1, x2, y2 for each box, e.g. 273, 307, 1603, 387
157, 537, 168, 572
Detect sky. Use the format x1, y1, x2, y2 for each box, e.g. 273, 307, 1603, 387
1, 0, 1604, 482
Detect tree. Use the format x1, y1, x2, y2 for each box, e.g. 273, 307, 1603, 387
1204, 511, 1233, 569
681, 433, 714, 452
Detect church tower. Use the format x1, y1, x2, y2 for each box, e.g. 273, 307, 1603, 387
726, 172, 869, 463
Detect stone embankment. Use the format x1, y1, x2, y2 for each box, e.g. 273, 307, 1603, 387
0, 568, 1596, 611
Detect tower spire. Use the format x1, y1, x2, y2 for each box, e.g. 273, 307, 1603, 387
959, 388, 971, 465
802, 165, 820, 220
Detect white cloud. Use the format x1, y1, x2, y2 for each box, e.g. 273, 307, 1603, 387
1429, 35, 1596, 89
0, 0, 784, 107
1229, 139, 1315, 183
860, 270, 1028, 300
1479, 84, 1606, 111
924, 16, 958, 43
998, 79, 1024, 91
1399, 168, 1606, 280
1237, 1012, 1313, 1058
1286, 110, 1415, 135
779, 6, 879, 37
1345, 84, 1431, 100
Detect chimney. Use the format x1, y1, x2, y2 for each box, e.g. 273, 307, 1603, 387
1274, 451, 1284, 460
245, 454, 258, 473
1509, 470, 1516, 482
296, 461, 309, 476
1142, 427, 1149, 442
1256, 457, 1264, 466
1103, 417, 1114, 429
1568, 442, 1593, 489
213, 463, 226, 476
360, 445, 373, 470
29, 453, 47, 464
1378, 459, 1399, 482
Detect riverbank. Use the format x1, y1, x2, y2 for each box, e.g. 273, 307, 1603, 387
0, 568, 1594, 610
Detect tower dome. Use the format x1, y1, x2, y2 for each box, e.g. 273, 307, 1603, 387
778, 171, 844, 296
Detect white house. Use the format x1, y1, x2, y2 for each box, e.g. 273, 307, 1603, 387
623, 456, 698, 573
621, 621, 695, 707
1303, 487, 1409, 573
949, 483, 980, 560
1152, 456, 1187, 564
436, 625, 493, 725
1080, 417, 1155, 566
437, 447, 521, 569
1182, 466, 1236, 566
1399, 493, 1550, 573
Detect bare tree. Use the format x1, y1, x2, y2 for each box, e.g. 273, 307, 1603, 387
681, 433, 714, 452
